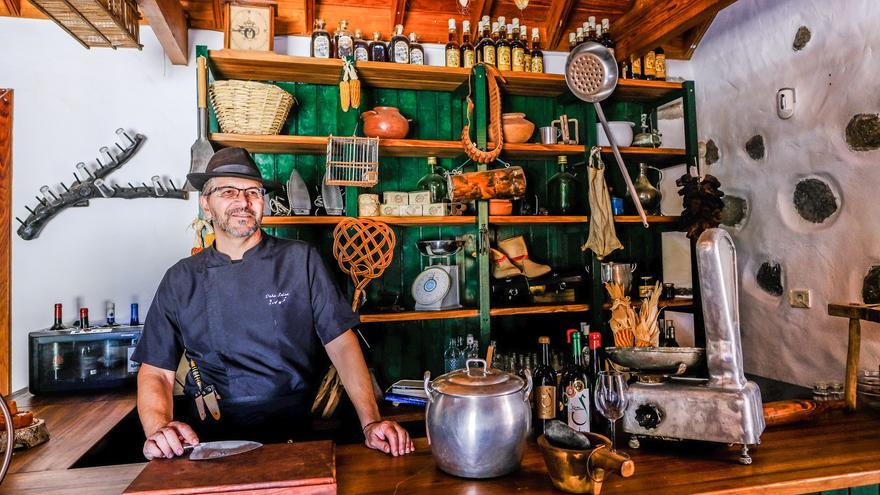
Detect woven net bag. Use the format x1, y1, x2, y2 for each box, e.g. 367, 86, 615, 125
209, 80, 295, 135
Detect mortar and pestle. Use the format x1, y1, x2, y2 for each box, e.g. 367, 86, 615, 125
538, 420, 635, 494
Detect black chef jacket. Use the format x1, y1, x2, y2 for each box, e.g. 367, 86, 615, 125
132, 234, 360, 440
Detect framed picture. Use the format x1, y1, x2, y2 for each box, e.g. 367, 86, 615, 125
223, 1, 275, 51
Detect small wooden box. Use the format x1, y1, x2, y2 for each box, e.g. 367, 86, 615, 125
408, 191, 432, 206
401, 204, 423, 216
383, 191, 409, 206
380, 204, 400, 216
424, 203, 448, 216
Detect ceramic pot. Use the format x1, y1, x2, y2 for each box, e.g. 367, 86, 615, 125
489, 199, 513, 215
489, 112, 535, 144
596, 121, 635, 147
361, 106, 410, 139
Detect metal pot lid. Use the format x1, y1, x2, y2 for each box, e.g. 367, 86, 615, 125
430, 359, 526, 397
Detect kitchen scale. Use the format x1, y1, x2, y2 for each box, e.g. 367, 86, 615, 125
412, 240, 463, 311
606, 228, 765, 464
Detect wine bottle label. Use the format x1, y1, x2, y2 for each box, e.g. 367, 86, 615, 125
394, 40, 409, 63
537, 385, 556, 419
463, 49, 475, 68
523, 54, 532, 72
512, 48, 524, 71
483, 45, 496, 65
631, 55, 642, 75
337, 36, 353, 58
497, 46, 511, 70
127, 346, 140, 373
655, 54, 666, 79
446, 49, 460, 67
566, 379, 590, 432
411, 49, 424, 65
313, 37, 330, 58
355, 47, 369, 61
644, 52, 656, 76
531, 56, 543, 73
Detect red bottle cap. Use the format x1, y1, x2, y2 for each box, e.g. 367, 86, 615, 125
589, 332, 602, 350
566, 329, 578, 343
79, 308, 88, 318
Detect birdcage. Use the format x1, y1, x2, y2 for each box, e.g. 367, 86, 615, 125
325, 136, 380, 187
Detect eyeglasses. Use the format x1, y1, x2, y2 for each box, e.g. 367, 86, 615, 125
207, 186, 267, 200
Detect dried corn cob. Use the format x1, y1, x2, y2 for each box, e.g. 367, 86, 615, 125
339, 80, 350, 112
350, 78, 361, 109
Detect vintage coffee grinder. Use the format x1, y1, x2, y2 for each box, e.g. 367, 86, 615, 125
607, 228, 765, 464
411, 239, 463, 311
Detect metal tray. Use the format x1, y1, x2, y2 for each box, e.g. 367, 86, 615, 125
604, 347, 706, 374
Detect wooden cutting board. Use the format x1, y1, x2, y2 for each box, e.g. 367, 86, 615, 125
123, 440, 336, 495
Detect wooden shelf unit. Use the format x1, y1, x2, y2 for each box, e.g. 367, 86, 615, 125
207, 49, 684, 100
360, 308, 479, 323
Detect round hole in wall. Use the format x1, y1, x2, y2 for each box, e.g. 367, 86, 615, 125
777, 173, 842, 231
745, 134, 765, 161
705, 138, 720, 165
792, 26, 812, 51
845, 113, 880, 152
720, 194, 749, 229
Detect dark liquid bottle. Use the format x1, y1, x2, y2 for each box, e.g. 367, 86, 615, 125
335, 19, 353, 59
369, 32, 387, 62
654, 46, 666, 80
534, 336, 559, 433
644, 48, 657, 80
476, 21, 495, 66
568, 32, 577, 51
496, 23, 511, 71
664, 321, 680, 347
310, 19, 331, 58
530, 28, 544, 73
445, 18, 460, 68
460, 20, 475, 68
588, 331, 604, 432
630, 53, 643, 79
105, 301, 117, 326
50, 303, 65, 330
353, 29, 369, 62
600, 18, 616, 59
130, 303, 140, 326
79, 307, 89, 330
519, 24, 531, 72
511, 20, 524, 71
389, 24, 409, 64
587, 17, 598, 43
409, 32, 424, 65
560, 329, 590, 431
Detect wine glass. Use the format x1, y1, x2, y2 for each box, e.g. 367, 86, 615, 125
594, 370, 629, 453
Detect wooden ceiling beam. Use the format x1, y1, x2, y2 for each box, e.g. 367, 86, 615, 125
545, 0, 577, 51
0, 0, 20, 17
303, 0, 314, 34
138, 0, 188, 65
211, 0, 222, 31
390, 0, 406, 31
611, 0, 734, 61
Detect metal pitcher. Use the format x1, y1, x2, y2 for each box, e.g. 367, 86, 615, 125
597, 262, 637, 294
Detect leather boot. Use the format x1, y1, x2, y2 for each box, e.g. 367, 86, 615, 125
498, 235, 551, 279
490, 248, 523, 279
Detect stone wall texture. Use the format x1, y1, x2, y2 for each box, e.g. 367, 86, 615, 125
691, 0, 880, 386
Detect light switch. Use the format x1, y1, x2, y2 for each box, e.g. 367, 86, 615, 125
777, 88, 796, 119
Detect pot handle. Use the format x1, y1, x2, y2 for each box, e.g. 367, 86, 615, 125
647, 165, 664, 183
630, 263, 638, 273
360, 110, 377, 119
423, 370, 434, 404
465, 359, 489, 376
522, 368, 533, 403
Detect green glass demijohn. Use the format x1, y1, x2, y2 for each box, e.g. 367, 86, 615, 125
548, 155, 577, 215
417, 156, 447, 203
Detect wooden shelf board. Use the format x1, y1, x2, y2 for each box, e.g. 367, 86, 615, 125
360, 308, 479, 323
489, 215, 680, 224
264, 216, 476, 226
208, 49, 685, 100
490, 303, 590, 317
210, 134, 465, 158
600, 146, 686, 157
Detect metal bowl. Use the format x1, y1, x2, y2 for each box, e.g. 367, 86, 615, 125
417, 239, 464, 257
604, 347, 705, 374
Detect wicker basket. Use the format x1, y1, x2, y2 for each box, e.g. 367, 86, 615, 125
209, 80, 295, 135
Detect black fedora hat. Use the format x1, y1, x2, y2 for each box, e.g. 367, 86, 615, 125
187, 147, 282, 193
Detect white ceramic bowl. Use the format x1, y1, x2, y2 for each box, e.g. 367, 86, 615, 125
596, 121, 635, 147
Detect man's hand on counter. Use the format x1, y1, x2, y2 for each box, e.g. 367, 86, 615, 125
363, 420, 414, 456
143, 420, 200, 460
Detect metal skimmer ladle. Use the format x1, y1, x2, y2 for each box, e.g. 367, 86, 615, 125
564, 42, 649, 228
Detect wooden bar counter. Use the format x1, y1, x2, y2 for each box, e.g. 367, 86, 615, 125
1, 393, 879, 494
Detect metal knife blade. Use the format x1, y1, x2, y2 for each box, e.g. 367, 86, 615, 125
184, 440, 262, 461
203, 385, 221, 420
194, 395, 206, 421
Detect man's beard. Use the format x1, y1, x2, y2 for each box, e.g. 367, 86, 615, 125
215, 205, 262, 238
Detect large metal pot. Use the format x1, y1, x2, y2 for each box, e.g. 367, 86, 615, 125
423, 358, 532, 478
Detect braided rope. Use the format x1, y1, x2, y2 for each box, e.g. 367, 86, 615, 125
461, 64, 506, 164
332, 218, 396, 311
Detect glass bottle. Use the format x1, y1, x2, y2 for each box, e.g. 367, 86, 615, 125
630, 53, 643, 79
634, 162, 663, 214
130, 303, 140, 326
568, 32, 577, 51
445, 19, 460, 68
79, 307, 89, 330
548, 155, 577, 215
600, 18, 615, 59
417, 156, 447, 203
654, 46, 666, 80
575, 27, 584, 46
78, 343, 98, 380
496, 23, 511, 70
310, 19, 332, 58
466, 333, 479, 359
530, 28, 543, 73
389, 24, 409, 64
409, 32, 425, 65
560, 329, 590, 430
105, 301, 117, 326
335, 20, 353, 59
587, 16, 598, 43
643, 48, 656, 80
444, 337, 463, 373
510, 19, 524, 71
369, 32, 387, 62
665, 321, 680, 347
50, 303, 65, 330
460, 20, 475, 68
353, 29, 369, 62
476, 21, 495, 66
534, 336, 558, 433
518, 24, 530, 72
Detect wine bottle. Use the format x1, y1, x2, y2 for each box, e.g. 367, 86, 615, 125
369, 32, 387, 62
79, 307, 89, 330
389, 24, 409, 64
476, 21, 495, 66
665, 320, 680, 347
600, 18, 615, 59
311, 19, 331, 58
587, 16, 598, 43
511, 18, 524, 72
130, 303, 140, 326
335, 20, 353, 59
654, 46, 666, 80
520, 24, 531, 72
496, 22, 510, 70
409, 32, 425, 65
630, 53, 643, 79
643, 48, 656, 80
561, 329, 590, 432
353, 29, 369, 62
50, 303, 65, 330
445, 19, 460, 68
575, 27, 584, 46
105, 301, 117, 326
460, 20, 475, 68
588, 331, 604, 431
534, 336, 558, 433
568, 32, 577, 51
